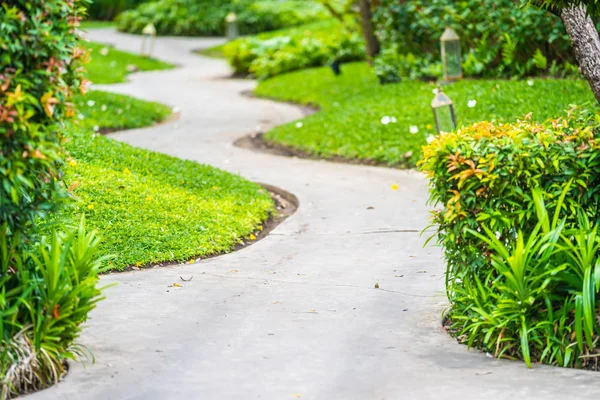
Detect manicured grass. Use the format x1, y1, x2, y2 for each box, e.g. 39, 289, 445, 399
85, 42, 174, 84
81, 20, 116, 30
61, 93, 273, 271
197, 43, 226, 58
256, 62, 597, 167
72, 90, 172, 132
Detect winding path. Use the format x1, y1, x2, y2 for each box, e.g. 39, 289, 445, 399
30, 30, 600, 400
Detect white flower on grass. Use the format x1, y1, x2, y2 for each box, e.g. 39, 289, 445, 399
527, 80, 534, 86
117, 109, 123, 115
93, 125, 100, 132
432, 88, 439, 94
468, 100, 477, 108
101, 105, 107, 112
391, 117, 397, 123
426, 134, 435, 144
409, 125, 419, 134
381, 116, 391, 125
87, 100, 95, 107
77, 113, 85, 120
99, 47, 109, 56
296, 122, 303, 128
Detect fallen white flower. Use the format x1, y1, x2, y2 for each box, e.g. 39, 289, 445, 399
468, 100, 477, 108
426, 134, 435, 144
296, 122, 303, 128
381, 116, 391, 125
409, 125, 419, 134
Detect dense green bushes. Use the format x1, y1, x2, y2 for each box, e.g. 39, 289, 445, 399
87, 0, 150, 21
224, 20, 365, 79
0, 1, 105, 397
117, 0, 330, 36
373, 0, 577, 80
420, 108, 600, 368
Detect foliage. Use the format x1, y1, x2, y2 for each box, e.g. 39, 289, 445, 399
224, 20, 365, 79
87, 0, 151, 21
419, 108, 600, 367
84, 42, 174, 85
533, 0, 600, 15
1, 221, 107, 399
116, 0, 330, 37
372, 0, 579, 80
256, 62, 595, 167
373, 45, 441, 84
0, 0, 88, 237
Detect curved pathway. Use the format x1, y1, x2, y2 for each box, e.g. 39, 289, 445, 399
31, 30, 600, 399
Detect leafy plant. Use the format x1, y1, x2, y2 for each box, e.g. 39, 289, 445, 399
117, 0, 330, 37
420, 107, 600, 368
224, 20, 365, 79
372, 0, 579, 79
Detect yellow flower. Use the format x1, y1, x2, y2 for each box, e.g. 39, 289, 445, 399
123, 168, 131, 174
68, 159, 77, 167
87, 204, 94, 210
249, 233, 257, 240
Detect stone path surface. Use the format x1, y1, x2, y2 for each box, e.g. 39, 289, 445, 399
30, 30, 600, 400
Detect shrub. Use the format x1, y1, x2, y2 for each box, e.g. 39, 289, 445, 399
372, 0, 578, 79
87, 0, 151, 21
224, 20, 366, 79
373, 45, 441, 84
419, 107, 600, 368
1, 221, 107, 399
0, 1, 106, 397
116, 0, 329, 37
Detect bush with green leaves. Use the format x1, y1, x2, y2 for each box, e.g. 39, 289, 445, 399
419, 107, 600, 368
373, 45, 441, 84
372, 0, 579, 80
87, 0, 151, 21
116, 0, 329, 36
0, 1, 106, 397
224, 20, 365, 79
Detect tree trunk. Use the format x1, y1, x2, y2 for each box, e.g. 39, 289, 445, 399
561, 5, 600, 103
358, 0, 380, 60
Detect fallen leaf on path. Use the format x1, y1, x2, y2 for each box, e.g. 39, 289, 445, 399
391, 184, 399, 191
374, 283, 380, 289
168, 283, 182, 288
180, 275, 193, 282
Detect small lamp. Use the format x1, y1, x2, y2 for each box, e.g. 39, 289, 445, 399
225, 12, 239, 41
141, 23, 156, 57
431, 87, 457, 134
440, 27, 462, 82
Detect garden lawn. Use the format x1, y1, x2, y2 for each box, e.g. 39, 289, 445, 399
61, 93, 274, 271
81, 20, 116, 29
256, 62, 597, 167
85, 42, 174, 84
72, 90, 172, 132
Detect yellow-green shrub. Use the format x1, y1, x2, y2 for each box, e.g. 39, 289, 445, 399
419, 107, 600, 368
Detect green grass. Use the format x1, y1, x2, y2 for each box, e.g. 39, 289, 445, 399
85, 42, 174, 84
72, 91, 172, 132
61, 92, 273, 271
81, 20, 116, 30
197, 43, 226, 58
256, 62, 597, 167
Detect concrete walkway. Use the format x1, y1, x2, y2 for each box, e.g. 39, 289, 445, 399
30, 30, 600, 400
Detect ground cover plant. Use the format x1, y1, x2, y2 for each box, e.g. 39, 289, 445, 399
0, 1, 108, 398
419, 107, 600, 369
117, 0, 329, 36
372, 0, 579, 82
84, 42, 173, 84
224, 19, 365, 79
255, 62, 595, 167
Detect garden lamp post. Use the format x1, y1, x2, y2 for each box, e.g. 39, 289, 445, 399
141, 23, 156, 57
440, 27, 462, 82
431, 87, 457, 134
226, 12, 239, 41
